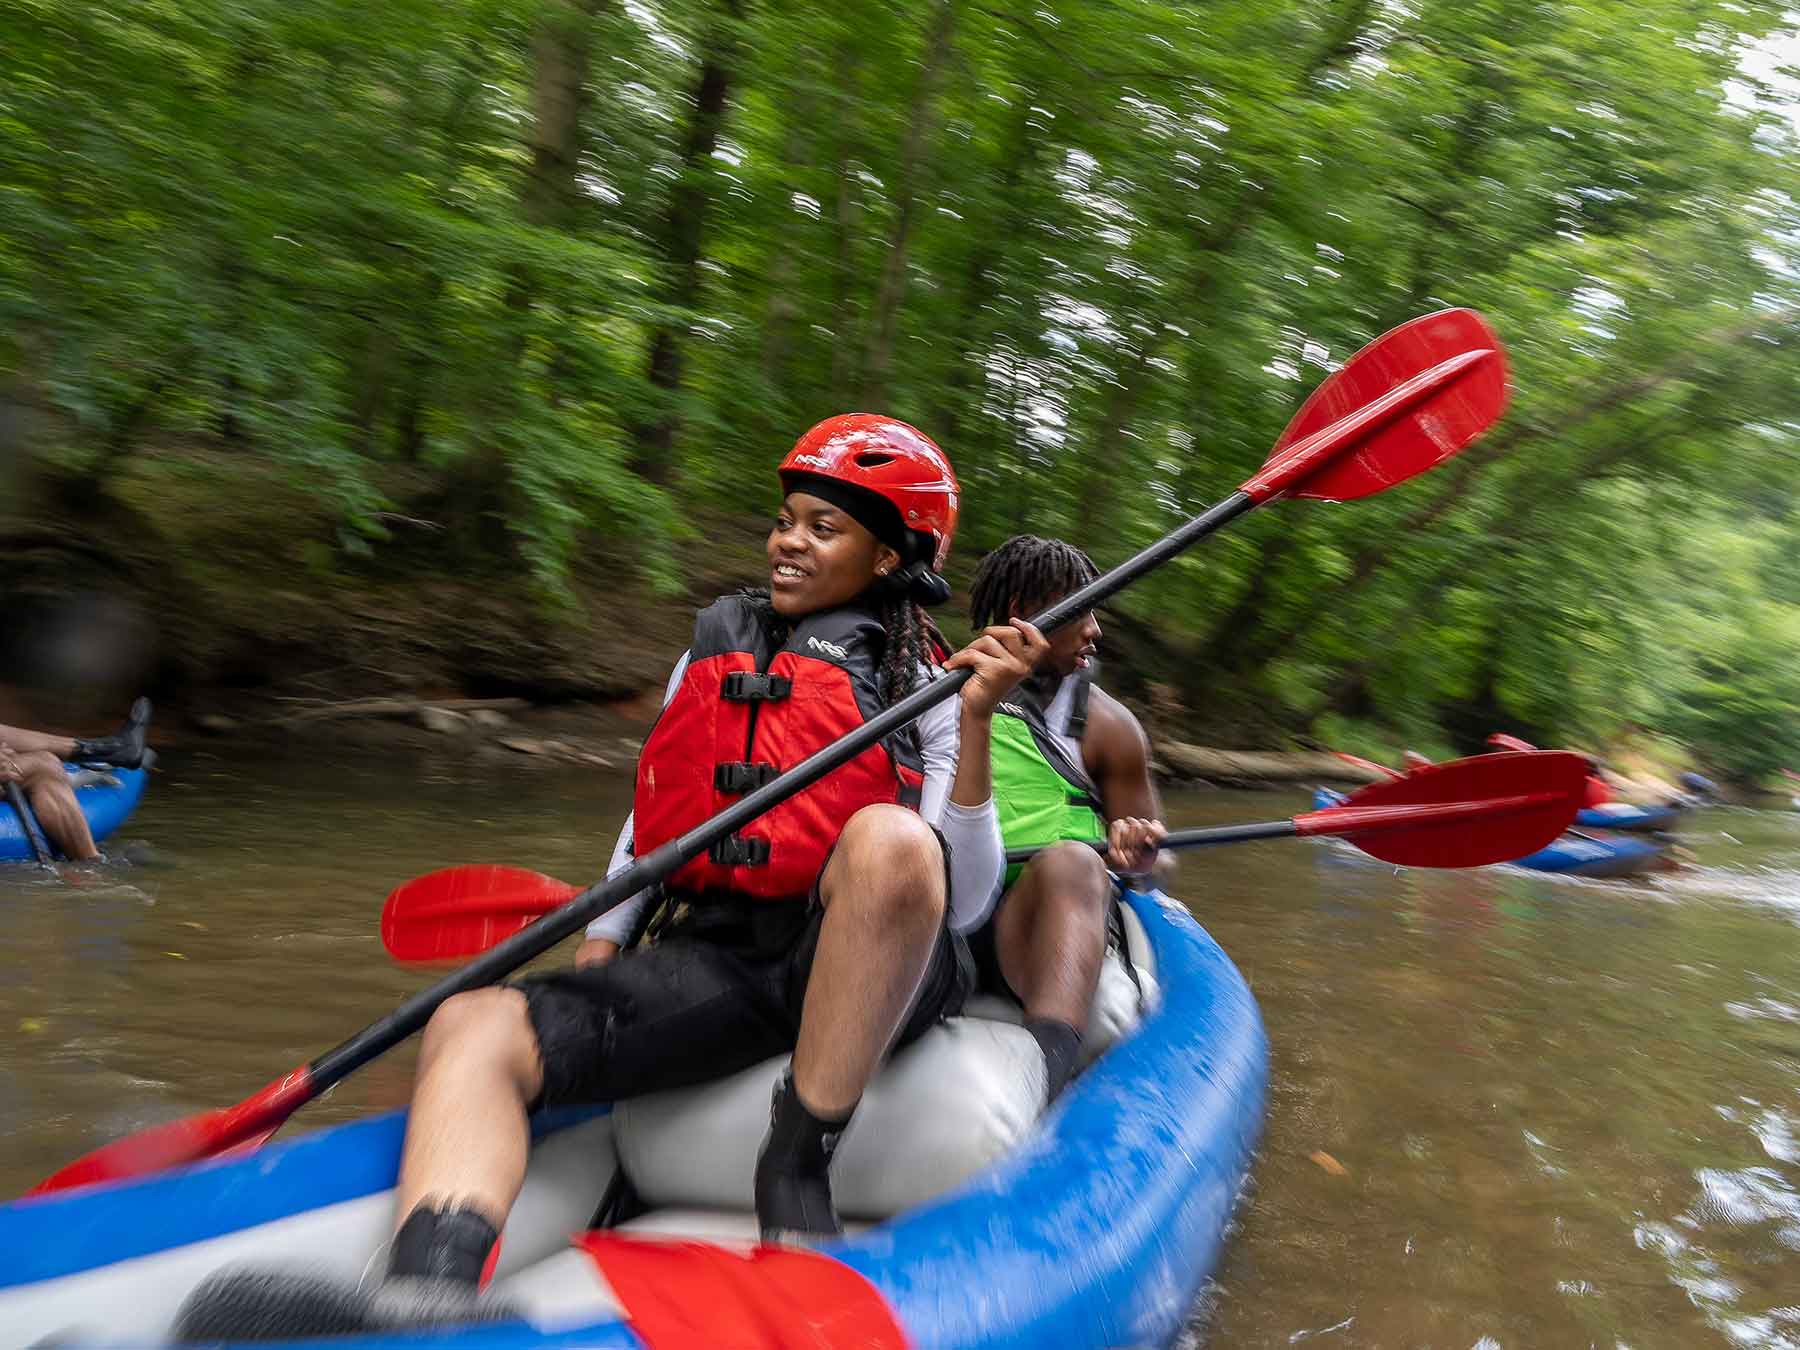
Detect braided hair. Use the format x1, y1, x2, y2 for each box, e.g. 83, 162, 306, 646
874, 590, 947, 705
739, 585, 945, 708
969, 535, 1100, 630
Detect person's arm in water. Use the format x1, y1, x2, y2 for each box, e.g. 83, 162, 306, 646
1082, 688, 1170, 884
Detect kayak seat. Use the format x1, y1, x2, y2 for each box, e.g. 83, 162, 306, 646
610, 911, 1161, 1222
614, 1018, 1046, 1220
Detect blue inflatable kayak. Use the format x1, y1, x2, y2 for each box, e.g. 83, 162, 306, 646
0, 764, 148, 862
1573, 800, 1684, 832
1315, 787, 1671, 878
0, 886, 1269, 1347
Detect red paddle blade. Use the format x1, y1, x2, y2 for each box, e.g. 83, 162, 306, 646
28, 1068, 314, 1195
382, 864, 581, 963
1242, 308, 1509, 504
1296, 751, 1587, 868
1486, 732, 1536, 753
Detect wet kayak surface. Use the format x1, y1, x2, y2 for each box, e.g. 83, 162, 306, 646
3, 749, 1797, 1347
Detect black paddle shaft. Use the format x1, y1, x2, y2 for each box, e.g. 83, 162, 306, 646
6, 781, 55, 869
310, 491, 1257, 1087
1004, 818, 1298, 867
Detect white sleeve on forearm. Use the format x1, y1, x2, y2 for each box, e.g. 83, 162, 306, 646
915, 683, 1004, 933
585, 652, 690, 945
584, 813, 650, 944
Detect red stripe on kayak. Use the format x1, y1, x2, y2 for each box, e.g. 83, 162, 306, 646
578, 1232, 910, 1350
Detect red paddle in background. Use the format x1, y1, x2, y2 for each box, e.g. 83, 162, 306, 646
381, 865, 581, 964
28, 308, 1509, 1196
1331, 750, 1404, 781
382, 753, 1588, 964
1486, 732, 1538, 754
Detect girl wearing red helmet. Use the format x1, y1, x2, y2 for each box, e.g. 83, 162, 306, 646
207, 415, 1045, 1335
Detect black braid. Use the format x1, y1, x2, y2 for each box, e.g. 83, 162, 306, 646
970, 535, 1100, 630
876, 593, 946, 705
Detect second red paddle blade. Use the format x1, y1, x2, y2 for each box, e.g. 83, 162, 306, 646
1315, 751, 1587, 868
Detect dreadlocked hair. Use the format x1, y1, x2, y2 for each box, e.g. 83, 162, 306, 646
737, 587, 945, 708
969, 535, 1100, 630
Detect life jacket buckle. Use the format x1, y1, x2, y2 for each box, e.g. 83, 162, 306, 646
721, 672, 792, 702
714, 761, 779, 793
708, 834, 771, 867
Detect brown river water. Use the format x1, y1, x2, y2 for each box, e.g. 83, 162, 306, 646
3, 749, 1799, 1348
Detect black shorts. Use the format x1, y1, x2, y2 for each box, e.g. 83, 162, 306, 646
518, 869, 973, 1108
967, 881, 1124, 1004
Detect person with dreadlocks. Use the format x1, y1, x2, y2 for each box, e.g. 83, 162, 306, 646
964, 535, 1167, 1100
173, 416, 1044, 1340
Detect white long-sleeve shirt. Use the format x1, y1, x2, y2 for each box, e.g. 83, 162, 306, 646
587, 653, 1003, 942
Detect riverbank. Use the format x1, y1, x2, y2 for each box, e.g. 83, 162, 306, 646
0, 447, 1750, 794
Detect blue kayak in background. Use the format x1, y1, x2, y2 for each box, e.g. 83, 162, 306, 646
0, 764, 149, 862
1508, 829, 1671, 877
1573, 800, 1684, 832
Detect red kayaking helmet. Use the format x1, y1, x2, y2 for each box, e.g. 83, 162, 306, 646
778, 414, 960, 574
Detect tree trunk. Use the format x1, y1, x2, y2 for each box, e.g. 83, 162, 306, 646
391, 36, 488, 463
628, 0, 744, 484
1075, 339, 1158, 540
520, 1, 608, 232
826, 40, 864, 398
458, 0, 610, 544
928, 91, 1036, 445
758, 97, 821, 400
857, 0, 957, 405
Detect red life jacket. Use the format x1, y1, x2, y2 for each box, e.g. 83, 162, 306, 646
631, 595, 927, 901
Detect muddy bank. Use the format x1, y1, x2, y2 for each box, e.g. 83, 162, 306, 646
132, 691, 1392, 791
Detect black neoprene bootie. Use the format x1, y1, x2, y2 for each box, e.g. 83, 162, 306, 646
754, 1071, 850, 1243
72, 697, 154, 770
1025, 1016, 1084, 1100
171, 1269, 518, 1342
170, 1205, 512, 1342
387, 1203, 502, 1285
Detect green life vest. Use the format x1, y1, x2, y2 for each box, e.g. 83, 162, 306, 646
992, 670, 1108, 885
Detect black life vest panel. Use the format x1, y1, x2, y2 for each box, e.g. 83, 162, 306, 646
631, 595, 926, 901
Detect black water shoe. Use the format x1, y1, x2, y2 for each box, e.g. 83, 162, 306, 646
72, 697, 155, 771
172, 1268, 519, 1342
754, 1071, 848, 1243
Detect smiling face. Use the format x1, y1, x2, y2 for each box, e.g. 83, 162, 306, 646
767, 491, 902, 617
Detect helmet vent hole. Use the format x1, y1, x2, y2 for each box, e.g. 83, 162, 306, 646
853, 452, 897, 468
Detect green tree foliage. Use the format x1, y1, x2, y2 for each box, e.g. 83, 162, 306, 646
3, 0, 1799, 771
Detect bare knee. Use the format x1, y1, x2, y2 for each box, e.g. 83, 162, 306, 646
419, 988, 540, 1090
17, 751, 66, 788
1029, 841, 1111, 914
825, 804, 945, 921
999, 844, 1110, 949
